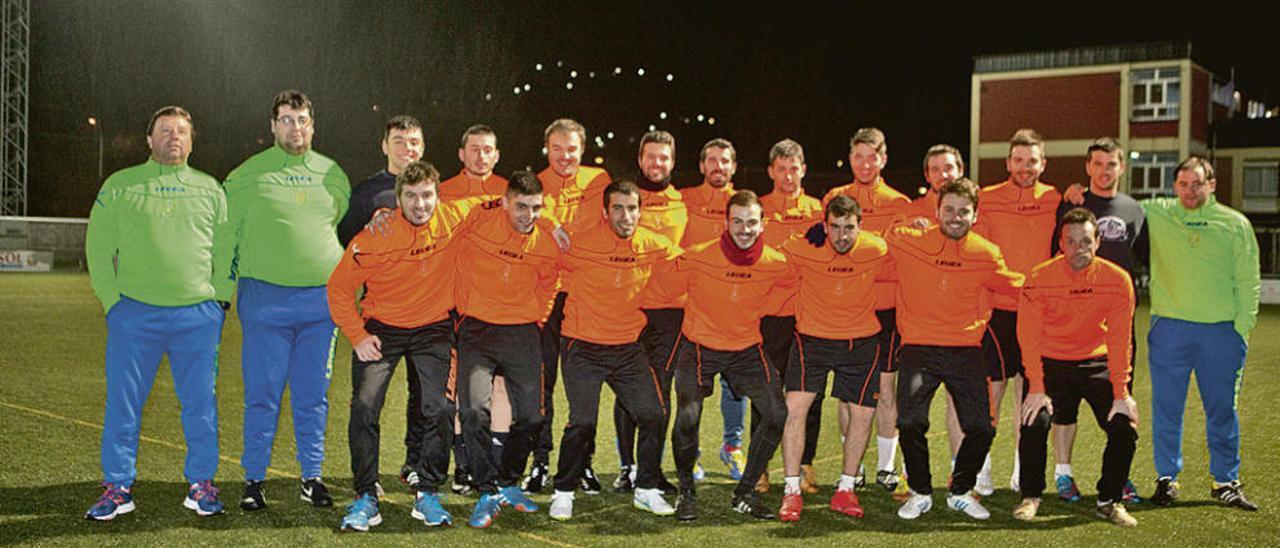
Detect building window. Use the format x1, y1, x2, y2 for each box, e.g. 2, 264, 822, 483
1244, 160, 1280, 212
1131, 67, 1180, 121
1129, 152, 1179, 196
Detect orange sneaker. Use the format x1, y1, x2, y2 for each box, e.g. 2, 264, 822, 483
830, 489, 864, 518
779, 493, 803, 522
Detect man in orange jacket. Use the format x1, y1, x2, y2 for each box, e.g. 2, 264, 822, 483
525, 119, 613, 494
550, 180, 680, 520
454, 172, 561, 528
777, 195, 895, 522
889, 178, 1024, 522
1012, 208, 1139, 527
654, 190, 796, 521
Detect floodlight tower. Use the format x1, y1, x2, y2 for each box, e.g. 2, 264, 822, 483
1, 0, 29, 216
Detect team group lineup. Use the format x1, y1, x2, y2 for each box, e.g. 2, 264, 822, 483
81, 88, 1261, 531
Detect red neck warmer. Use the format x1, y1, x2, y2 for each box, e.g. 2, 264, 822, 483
719, 231, 764, 266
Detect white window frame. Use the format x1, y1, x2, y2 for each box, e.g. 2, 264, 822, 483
1131, 67, 1180, 122
1244, 160, 1280, 213
1129, 151, 1179, 196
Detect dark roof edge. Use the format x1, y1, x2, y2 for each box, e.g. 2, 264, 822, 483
974, 42, 1197, 74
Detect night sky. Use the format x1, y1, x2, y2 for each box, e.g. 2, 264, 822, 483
29, 1, 1278, 217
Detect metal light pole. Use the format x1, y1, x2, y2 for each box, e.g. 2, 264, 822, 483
87, 116, 102, 180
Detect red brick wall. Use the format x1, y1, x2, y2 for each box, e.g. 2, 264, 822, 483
980, 72, 1121, 142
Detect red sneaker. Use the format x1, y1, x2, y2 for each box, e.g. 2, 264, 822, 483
830, 489, 864, 518
779, 493, 803, 522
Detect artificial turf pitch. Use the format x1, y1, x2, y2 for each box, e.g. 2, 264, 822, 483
1, 273, 1277, 546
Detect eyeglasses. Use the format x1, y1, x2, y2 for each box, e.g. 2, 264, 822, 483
275, 115, 312, 128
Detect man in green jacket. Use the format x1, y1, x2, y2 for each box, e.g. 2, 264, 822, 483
1145, 156, 1259, 511
84, 106, 232, 520
224, 90, 350, 511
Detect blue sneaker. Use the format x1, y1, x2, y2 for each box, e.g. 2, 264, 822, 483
499, 485, 539, 513
85, 483, 134, 521
341, 493, 382, 532
411, 492, 452, 526
469, 493, 503, 528
1122, 479, 1143, 504
1056, 475, 1082, 503
720, 443, 746, 481
692, 449, 706, 481
182, 480, 225, 516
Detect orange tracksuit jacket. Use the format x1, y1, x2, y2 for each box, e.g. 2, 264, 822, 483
652, 240, 796, 351
886, 225, 1024, 347
900, 190, 939, 227
638, 184, 688, 309
453, 204, 560, 325
1017, 256, 1135, 399
973, 180, 1060, 311
760, 190, 822, 316
781, 231, 895, 340
822, 178, 911, 310
681, 182, 735, 247
327, 200, 477, 345
559, 224, 680, 345
438, 170, 509, 201
538, 166, 612, 232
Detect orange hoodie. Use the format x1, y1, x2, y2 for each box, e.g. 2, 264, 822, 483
327, 200, 477, 345
1017, 255, 1135, 399
651, 238, 796, 351
681, 182, 735, 247
538, 165, 612, 232
781, 231, 895, 340
454, 203, 560, 325
439, 170, 509, 201
559, 224, 680, 345
886, 225, 1024, 347
973, 180, 1060, 310
822, 178, 910, 310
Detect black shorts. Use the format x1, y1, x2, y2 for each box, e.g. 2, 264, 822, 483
1039, 357, 1117, 427
786, 333, 879, 406
874, 309, 901, 373
981, 309, 1023, 381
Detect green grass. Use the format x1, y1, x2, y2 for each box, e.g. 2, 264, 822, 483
1, 272, 1277, 546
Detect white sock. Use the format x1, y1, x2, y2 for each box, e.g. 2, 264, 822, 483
979, 454, 992, 476
784, 476, 801, 495
1054, 464, 1073, 478
838, 474, 857, 492
877, 436, 898, 472
1011, 455, 1021, 478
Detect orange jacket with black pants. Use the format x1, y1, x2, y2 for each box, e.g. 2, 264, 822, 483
1015, 255, 1136, 504
327, 200, 479, 498
452, 203, 560, 495
651, 232, 797, 497
886, 225, 1024, 497
552, 222, 680, 495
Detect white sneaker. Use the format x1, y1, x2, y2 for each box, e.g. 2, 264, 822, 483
975, 470, 995, 496
897, 492, 933, 519
550, 490, 574, 521
634, 487, 675, 516
947, 491, 991, 520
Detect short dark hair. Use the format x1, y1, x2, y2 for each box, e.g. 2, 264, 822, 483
1059, 207, 1098, 234
700, 138, 736, 162
825, 195, 861, 221
147, 105, 194, 137
460, 124, 496, 148
851, 127, 886, 154
639, 130, 675, 158
384, 115, 422, 140
603, 179, 641, 209
394, 161, 440, 197
1175, 155, 1216, 181
1086, 137, 1124, 161
726, 190, 761, 219
544, 118, 586, 145
769, 139, 804, 165
938, 177, 980, 209
923, 143, 964, 174
272, 89, 312, 119
1009, 128, 1043, 153
506, 170, 543, 197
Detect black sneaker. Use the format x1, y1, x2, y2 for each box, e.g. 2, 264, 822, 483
399, 465, 421, 489
876, 470, 901, 492
656, 475, 678, 497
581, 466, 602, 495
240, 480, 267, 511
1150, 477, 1180, 506
613, 466, 635, 493
730, 492, 775, 520
676, 490, 698, 522
452, 469, 475, 495
521, 462, 549, 493
1210, 481, 1259, 511
301, 478, 333, 507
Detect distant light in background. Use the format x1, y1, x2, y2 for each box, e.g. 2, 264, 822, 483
87, 116, 97, 126
659, 111, 667, 119
666, 73, 674, 82
1128, 150, 1140, 159
565, 82, 574, 90
696, 114, 704, 122
707, 117, 716, 125
648, 124, 656, 131
556, 60, 564, 67
523, 83, 531, 91
918, 187, 928, 195
588, 71, 596, 78
535, 63, 543, 71
541, 147, 547, 155
682, 117, 690, 124
513, 87, 521, 95
371, 104, 380, 112
637, 68, 646, 76
570, 70, 578, 78
836, 159, 844, 168
594, 156, 604, 165
614, 66, 622, 75
485, 93, 492, 101
606, 131, 615, 139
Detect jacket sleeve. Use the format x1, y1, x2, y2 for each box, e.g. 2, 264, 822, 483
984, 253, 1025, 298
1233, 216, 1261, 341
1015, 273, 1046, 394
85, 179, 121, 314
210, 183, 237, 302
1106, 272, 1137, 399
326, 236, 376, 346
